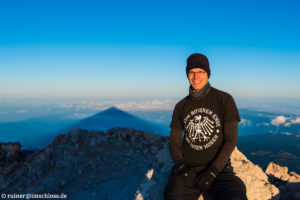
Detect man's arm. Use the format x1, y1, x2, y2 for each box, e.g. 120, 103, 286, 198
169, 128, 184, 164
211, 95, 240, 172
193, 121, 238, 191
211, 121, 238, 172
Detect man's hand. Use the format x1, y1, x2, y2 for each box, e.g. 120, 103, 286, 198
173, 160, 195, 187
193, 165, 219, 192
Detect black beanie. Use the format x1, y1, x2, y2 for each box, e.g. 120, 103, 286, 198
186, 53, 210, 78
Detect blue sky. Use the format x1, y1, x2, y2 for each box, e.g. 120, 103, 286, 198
1, 0, 300, 104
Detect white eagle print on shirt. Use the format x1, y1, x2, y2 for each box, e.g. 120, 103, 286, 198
183, 108, 221, 150
186, 114, 215, 142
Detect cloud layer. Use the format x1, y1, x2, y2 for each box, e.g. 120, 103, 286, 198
57, 99, 176, 111
271, 116, 287, 126
271, 116, 300, 127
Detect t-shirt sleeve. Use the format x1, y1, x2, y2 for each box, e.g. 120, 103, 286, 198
224, 95, 241, 123
170, 103, 184, 130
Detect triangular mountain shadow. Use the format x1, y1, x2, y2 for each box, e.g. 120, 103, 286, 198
65, 106, 169, 135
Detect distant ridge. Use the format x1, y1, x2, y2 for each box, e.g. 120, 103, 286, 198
66, 106, 169, 135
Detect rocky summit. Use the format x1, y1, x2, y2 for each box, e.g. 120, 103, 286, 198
0, 128, 299, 200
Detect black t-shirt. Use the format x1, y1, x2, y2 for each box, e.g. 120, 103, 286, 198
170, 87, 240, 166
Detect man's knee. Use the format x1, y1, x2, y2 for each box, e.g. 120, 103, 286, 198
164, 174, 200, 200
164, 175, 184, 200
221, 190, 248, 200
206, 174, 247, 200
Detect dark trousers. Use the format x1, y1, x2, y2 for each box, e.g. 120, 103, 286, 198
164, 165, 247, 200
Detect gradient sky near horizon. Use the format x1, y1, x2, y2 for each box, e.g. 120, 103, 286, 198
1, 0, 300, 103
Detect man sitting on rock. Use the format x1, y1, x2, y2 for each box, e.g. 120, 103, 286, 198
164, 53, 248, 200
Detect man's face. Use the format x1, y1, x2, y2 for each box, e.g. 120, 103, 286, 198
188, 68, 208, 90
